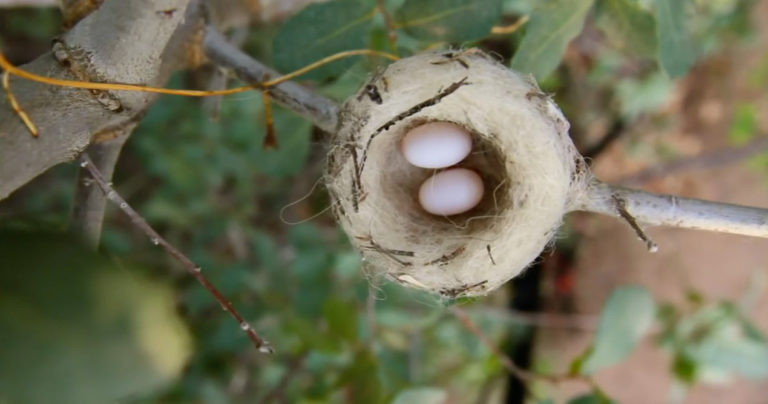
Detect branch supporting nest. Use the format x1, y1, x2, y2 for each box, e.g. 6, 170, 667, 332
580, 180, 768, 239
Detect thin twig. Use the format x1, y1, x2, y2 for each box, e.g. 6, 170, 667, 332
490, 16, 530, 35
580, 179, 768, 238
70, 124, 134, 248
261, 90, 277, 149
2, 70, 38, 136
462, 307, 599, 331
79, 154, 273, 354
450, 306, 588, 385
613, 194, 658, 252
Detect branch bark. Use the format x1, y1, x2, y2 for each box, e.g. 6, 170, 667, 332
202, 27, 340, 133
579, 180, 768, 238
0, 0, 200, 200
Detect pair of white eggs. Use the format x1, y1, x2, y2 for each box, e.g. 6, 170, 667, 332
401, 122, 484, 216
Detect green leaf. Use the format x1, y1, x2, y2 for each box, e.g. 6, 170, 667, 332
595, 0, 657, 58
728, 103, 757, 145
391, 387, 447, 404
654, 0, 696, 77
577, 286, 655, 374
615, 71, 673, 118
273, 0, 375, 81
680, 309, 768, 380
0, 231, 191, 404
395, 0, 502, 43
567, 392, 617, 404
672, 353, 698, 384
511, 0, 595, 79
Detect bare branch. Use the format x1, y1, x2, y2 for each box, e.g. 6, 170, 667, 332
70, 124, 135, 248
202, 27, 340, 133
79, 154, 274, 354
579, 180, 768, 239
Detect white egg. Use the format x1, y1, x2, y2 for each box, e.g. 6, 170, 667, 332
401, 122, 472, 168
418, 168, 484, 216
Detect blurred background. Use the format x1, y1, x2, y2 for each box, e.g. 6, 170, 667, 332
1, 0, 767, 403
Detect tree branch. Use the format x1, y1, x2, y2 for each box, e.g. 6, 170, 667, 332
579, 180, 768, 239
70, 124, 135, 248
202, 27, 340, 133
0, 0, 200, 200
79, 153, 274, 354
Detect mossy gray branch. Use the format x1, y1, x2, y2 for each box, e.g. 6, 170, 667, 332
581, 180, 768, 239
202, 27, 339, 133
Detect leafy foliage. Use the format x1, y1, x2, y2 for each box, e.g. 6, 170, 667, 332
396, 0, 502, 43
658, 299, 768, 384
273, 0, 375, 81
594, 0, 657, 58
510, 0, 594, 79
572, 286, 655, 375
654, 0, 696, 77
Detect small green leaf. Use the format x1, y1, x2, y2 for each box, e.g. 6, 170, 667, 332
0, 232, 192, 404
672, 353, 698, 384
511, 0, 595, 79
273, 0, 375, 81
654, 0, 696, 77
728, 103, 757, 145
578, 286, 656, 374
567, 392, 617, 404
391, 387, 447, 404
595, 0, 657, 58
395, 0, 502, 43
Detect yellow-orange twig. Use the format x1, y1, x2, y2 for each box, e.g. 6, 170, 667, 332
0, 49, 399, 98
262, 90, 276, 149
2, 70, 38, 136
491, 16, 529, 35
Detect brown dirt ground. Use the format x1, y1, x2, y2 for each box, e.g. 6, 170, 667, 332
532, 2, 768, 403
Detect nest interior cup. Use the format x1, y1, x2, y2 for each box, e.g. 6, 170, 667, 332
325, 49, 587, 298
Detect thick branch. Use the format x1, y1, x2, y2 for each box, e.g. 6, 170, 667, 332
0, 0, 199, 200
579, 180, 768, 238
202, 27, 339, 133
70, 124, 135, 248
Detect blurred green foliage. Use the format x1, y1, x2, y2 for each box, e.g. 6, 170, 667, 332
1, 0, 766, 403
0, 232, 191, 404
571, 286, 656, 375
